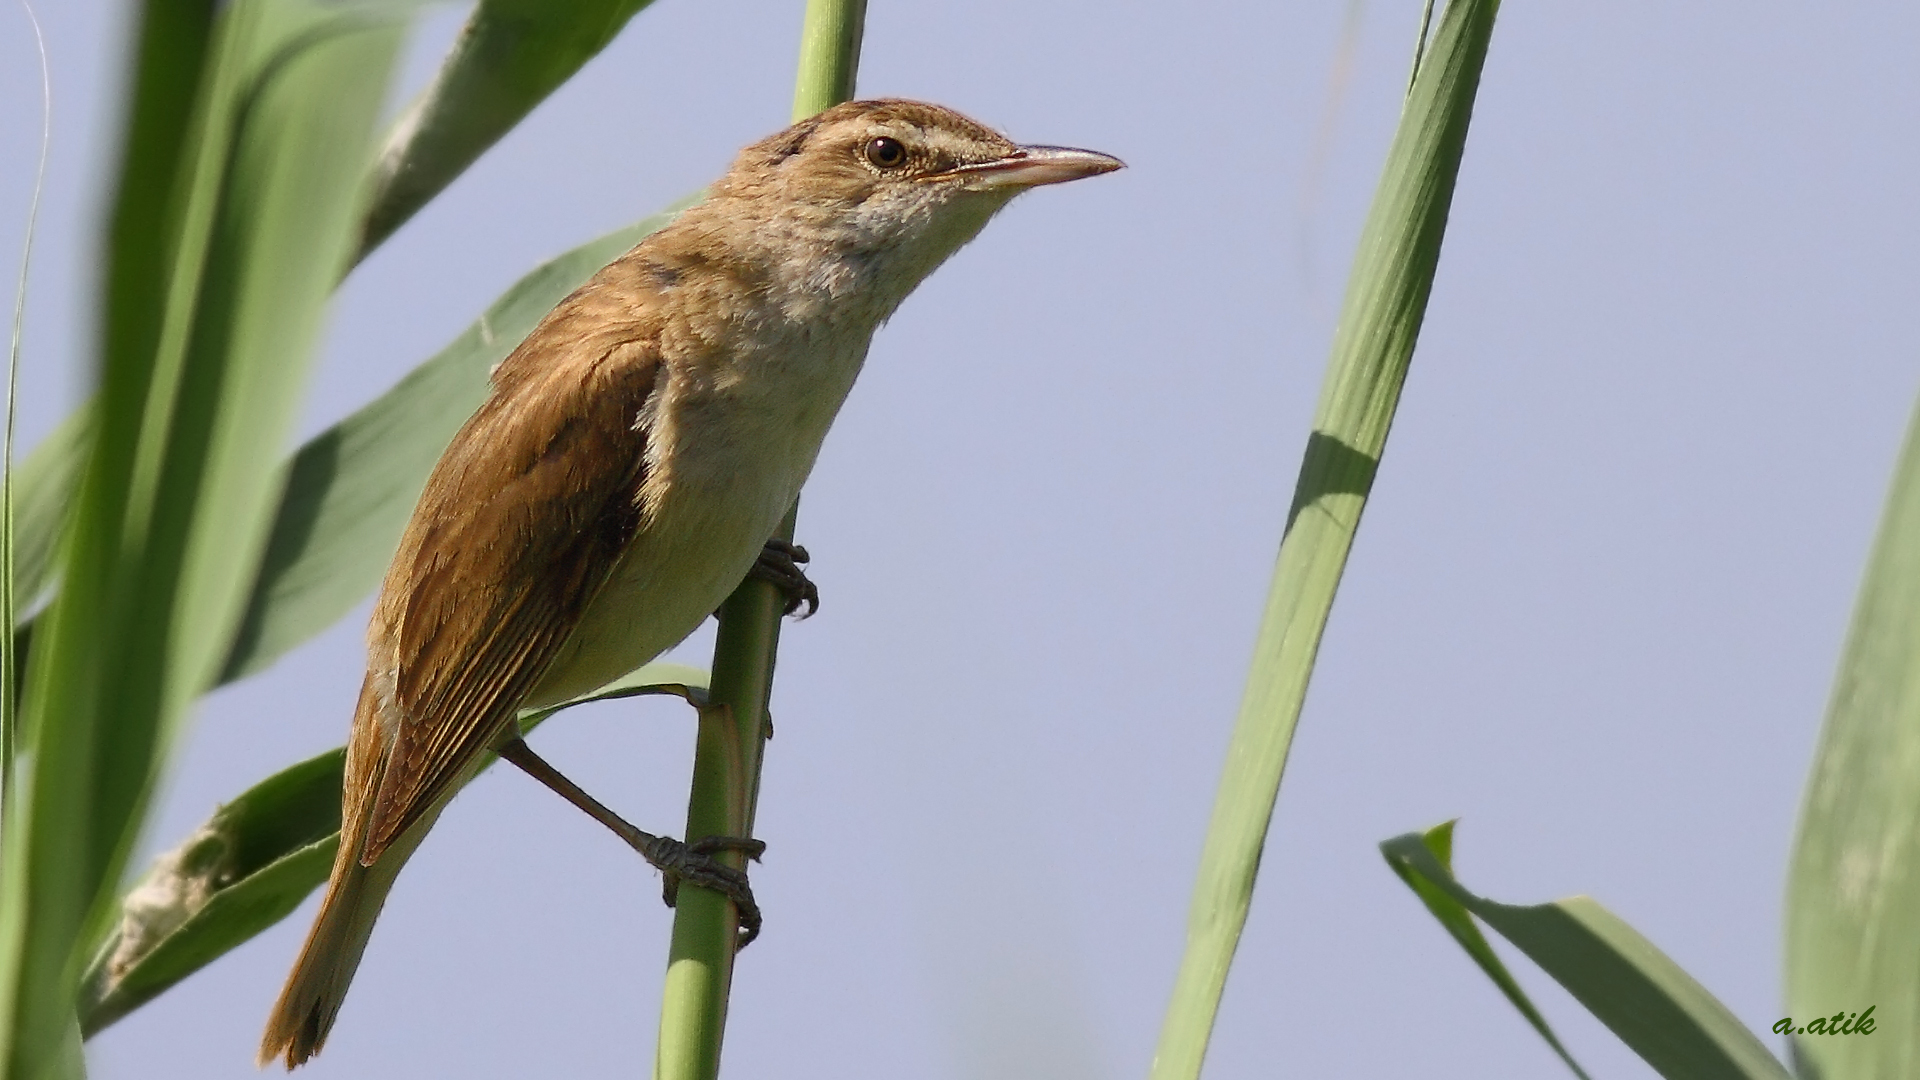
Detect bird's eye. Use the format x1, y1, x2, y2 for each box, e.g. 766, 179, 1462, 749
864, 136, 907, 169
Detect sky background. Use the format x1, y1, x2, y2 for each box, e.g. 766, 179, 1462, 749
4, 0, 1919, 1077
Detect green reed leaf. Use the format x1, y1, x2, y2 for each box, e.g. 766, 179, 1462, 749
353, 0, 663, 260
1148, 2, 1502, 1076
1785, 389, 1920, 1080
0, 3, 404, 1073
1384, 824, 1791, 1080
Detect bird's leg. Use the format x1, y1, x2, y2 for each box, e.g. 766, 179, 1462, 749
496, 736, 765, 946
747, 538, 818, 617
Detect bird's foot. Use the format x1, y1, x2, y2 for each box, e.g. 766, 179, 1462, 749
497, 738, 765, 947
748, 539, 818, 618
647, 834, 767, 947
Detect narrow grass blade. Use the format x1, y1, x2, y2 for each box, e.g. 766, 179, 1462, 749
1785, 391, 1920, 1079
75, 661, 708, 1034
353, 0, 662, 260
0, 2, 404, 1073
1148, 3, 1501, 1076
1383, 825, 1792, 1080
218, 197, 694, 683
2, 0, 53, 784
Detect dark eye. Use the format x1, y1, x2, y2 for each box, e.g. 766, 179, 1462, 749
864, 136, 907, 169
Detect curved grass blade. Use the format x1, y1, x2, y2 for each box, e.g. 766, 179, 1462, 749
1384, 822, 1591, 1078
1785, 391, 1920, 1080
1148, 2, 1501, 1076
353, 0, 663, 261
75, 661, 709, 1034
0, 3, 405, 1073
218, 196, 695, 683
1383, 824, 1791, 1080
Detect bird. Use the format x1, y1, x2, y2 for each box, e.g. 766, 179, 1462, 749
257, 98, 1121, 1067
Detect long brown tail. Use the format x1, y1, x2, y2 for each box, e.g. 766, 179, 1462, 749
257, 820, 423, 1068
261, 673, 439, 1069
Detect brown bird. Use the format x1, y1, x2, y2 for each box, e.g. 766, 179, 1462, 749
258, 99, 1120, 1067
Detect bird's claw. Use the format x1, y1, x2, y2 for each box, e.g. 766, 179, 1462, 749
649, 834, 766, 948
748, 539, 818, 618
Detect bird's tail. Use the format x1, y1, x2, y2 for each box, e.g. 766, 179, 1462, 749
257, 817, 424, 1068
261, 674, 438, 1069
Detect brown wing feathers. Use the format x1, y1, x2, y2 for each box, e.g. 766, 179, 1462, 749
358, 270, 665, 862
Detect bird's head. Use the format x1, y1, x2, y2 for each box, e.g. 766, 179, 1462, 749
708, 100, 1122, 312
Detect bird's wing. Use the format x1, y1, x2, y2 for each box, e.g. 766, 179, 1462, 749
359, 271, 665, 861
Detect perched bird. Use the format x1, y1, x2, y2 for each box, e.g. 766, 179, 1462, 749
258, 99, 1121, 1067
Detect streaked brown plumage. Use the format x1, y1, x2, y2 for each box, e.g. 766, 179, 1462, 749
260, 99, 1120, 1067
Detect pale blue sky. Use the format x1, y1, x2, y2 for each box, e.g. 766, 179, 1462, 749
4, 2, 1918, 1077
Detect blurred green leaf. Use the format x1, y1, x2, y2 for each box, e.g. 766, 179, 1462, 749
1, 0, 221, 1067
0, 1, 405, 1073
1383, 824, 1792, 1080
1148, 2, 1501, 1076
76, 662, 708, 1034
354, 0, 662, 259
1786, 390, 1920, 1080
218, 196, 695, 683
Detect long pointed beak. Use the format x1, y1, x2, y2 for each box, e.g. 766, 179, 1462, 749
925, 145, 1125, 190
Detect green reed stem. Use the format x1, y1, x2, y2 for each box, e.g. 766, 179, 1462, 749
651, 4, 865, 1073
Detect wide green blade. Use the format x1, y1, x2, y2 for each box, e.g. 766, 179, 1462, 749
1148, 2, 1501, 1076
1383, 825, 1792, 1080
353, 0, 663, 260
1786, 390, 1920, 1079
0, 1, 217, 1070
74, 662, 707, 1034
218, 198, 694, 683
0, 3, 403, 1074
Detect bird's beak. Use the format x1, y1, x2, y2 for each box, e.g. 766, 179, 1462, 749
925, 145, 1125, 190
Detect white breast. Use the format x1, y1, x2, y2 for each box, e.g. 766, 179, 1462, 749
526, 314, 873, 706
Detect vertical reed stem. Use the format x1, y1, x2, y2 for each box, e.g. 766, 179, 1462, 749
650, 3, 865, 1073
